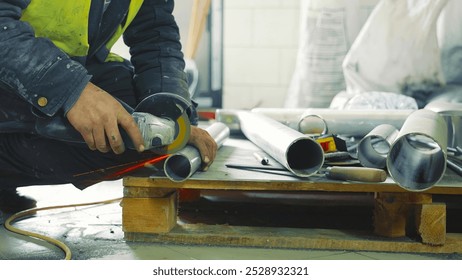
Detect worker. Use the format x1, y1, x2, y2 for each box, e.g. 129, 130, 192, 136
0, 0, 218, 214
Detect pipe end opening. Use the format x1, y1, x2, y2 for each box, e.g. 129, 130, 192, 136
387, 133, 446, 191
287, 138, 324, 176
165, 154, 192, 182
358, 136, 390, 168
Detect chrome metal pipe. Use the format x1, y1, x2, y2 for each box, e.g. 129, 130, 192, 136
164, 122, 230, 182
251, 108, 414, 137
425, 100, 462, 148
357, 124, 399, 169
215, 109, 246, 134
237, 111, 324, 177
298, 109, 414, 137
386, 109, 448, 192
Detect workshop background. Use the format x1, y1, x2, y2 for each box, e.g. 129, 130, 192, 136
114, 0, 301, 109
2, 0, 462, 262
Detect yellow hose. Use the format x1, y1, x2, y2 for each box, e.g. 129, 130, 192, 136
3, 197, 122, 260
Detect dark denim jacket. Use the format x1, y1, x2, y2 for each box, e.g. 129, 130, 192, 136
0, 0, 191, 121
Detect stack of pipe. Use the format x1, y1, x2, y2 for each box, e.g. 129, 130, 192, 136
216, 108, 451, 191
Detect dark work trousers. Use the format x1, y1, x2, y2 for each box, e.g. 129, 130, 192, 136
0, 60, 161, 190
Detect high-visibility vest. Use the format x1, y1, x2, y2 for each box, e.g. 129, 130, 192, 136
21, 0, 144, 62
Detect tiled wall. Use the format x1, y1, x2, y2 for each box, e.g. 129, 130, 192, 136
113, 0, 301, 109
223, 0, 300, 109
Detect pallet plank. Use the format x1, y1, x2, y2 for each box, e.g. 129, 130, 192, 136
124, 224, 462, 254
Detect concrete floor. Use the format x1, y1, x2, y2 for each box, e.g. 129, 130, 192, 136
0, 180, 460, 260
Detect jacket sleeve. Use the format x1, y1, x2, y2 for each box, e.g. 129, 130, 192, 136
0, 0, 91, 117
123, 0, 198, 124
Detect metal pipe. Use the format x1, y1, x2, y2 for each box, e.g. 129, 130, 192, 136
215, 109, 246, 134
386, 109, 448, 192
164, 122, 230, 182
447, 157, 462, 177
249, 108, 308, 131
237, 111, 324, 177
425, 100, 462, 148
250, 108, 414, 137
357, 124, 399, 169
299, 109, 415, 137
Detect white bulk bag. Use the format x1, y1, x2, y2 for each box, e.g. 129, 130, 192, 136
343, 0, 448, 105
285, 0, 379, 108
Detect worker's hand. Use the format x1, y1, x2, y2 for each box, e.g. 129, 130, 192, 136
188, 126, 218, 171
66, 82, 145, 154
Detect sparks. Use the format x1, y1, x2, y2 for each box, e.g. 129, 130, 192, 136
106, 154, 170, 179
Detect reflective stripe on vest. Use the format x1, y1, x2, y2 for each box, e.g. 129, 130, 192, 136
20, 0, 144, 61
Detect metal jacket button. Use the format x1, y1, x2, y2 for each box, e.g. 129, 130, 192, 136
37, 97, 48, 107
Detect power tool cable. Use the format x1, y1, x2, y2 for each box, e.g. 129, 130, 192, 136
4, 197, 122, 260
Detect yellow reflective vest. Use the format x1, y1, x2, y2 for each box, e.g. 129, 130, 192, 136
20, 0, 144, 62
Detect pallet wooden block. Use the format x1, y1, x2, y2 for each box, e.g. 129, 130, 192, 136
373, 193, 410, 238
415, 203, 446, 245
122, 187, 177, 234
372, 193, 448, 246
121, 139, 462, 253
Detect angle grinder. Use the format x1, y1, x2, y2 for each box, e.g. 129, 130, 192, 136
35, 92, 192, 154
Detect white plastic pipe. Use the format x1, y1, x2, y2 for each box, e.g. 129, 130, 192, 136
250, 108, 414, 137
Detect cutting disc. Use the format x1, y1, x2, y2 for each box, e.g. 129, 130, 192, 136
135, 93, 192, 155
151, 110, 190, 155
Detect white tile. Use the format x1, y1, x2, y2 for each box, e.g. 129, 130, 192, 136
224, 0, 248, 9
253, 9, 300, 47
250, 86, 287, 108
225, 0, 282, 9
252, 0, 282, 8
224, 48, 281, 86
223, 85, 286, 109
223, 48, 249, 85
222, 85, 259, 109
244, 48, 282, 85
281, 0, 301, 8
280, 48, 299, 85
224, 9, 254, 47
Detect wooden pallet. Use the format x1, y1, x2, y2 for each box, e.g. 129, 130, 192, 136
125, 225, 462, 254
121, 139, 462, 253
